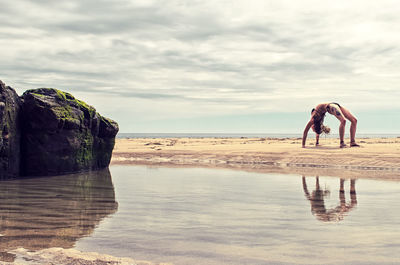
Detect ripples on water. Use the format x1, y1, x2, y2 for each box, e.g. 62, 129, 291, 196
0, 169, 118, 263
1, 165, 400, 264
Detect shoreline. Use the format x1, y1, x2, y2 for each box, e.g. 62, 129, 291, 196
6, 247, 168, 265
112, 137, 400, 180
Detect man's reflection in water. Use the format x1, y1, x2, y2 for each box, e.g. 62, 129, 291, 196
0, 168, 118, 262
302, 176, 357, 222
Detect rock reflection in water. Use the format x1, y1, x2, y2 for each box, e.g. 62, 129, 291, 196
302, 176, 357, 222
0, 168, 118, 262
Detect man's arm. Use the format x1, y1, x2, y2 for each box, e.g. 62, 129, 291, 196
302, 119, 313, 147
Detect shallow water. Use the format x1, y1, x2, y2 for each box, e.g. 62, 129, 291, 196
0, 169, 118, 263
1, 166, 400, 264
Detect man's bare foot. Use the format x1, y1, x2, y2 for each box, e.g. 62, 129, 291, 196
350, 142, 360, 147
340, 142, 347, 148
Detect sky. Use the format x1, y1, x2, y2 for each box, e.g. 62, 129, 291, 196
1, 0, 400, 134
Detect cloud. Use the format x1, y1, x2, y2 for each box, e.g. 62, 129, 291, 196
1, 0, 400, 132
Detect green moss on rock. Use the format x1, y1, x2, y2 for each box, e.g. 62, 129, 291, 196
0, 81, 22, 178
21, 88, 119, 176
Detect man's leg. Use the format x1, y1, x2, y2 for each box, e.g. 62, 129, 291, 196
339, 106, 358, 146
339, 119, 346, 147
328, 104, 347, 147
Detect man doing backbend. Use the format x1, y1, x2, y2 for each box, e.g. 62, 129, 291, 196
302, 103, 359, 148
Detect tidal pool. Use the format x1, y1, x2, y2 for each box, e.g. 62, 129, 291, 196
1, 165, 400, 264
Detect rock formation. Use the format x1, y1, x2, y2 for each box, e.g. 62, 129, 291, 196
21, 88, 119, 176
0, 80, 118, 178
0, 81, 21, 178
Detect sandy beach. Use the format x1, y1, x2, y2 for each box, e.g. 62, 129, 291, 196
112, 137, 400, 180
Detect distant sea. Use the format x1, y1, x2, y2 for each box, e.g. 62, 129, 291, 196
117, 133, 400, 139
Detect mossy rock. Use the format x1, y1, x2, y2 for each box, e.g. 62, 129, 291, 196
21, 88, 119, 176
0, 81, 22, 178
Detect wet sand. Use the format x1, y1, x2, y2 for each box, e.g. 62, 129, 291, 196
6, 247, 171, 265
112, 137, 400, 179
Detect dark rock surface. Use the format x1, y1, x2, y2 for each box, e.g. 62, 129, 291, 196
21, 88, 119, 176
0, 81, 21, 178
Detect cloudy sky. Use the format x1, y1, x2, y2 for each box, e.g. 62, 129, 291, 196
1, 0, 400, 134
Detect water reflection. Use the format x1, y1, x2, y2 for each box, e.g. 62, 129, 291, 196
0, 169, 118, 262
302, 176, 357, 222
